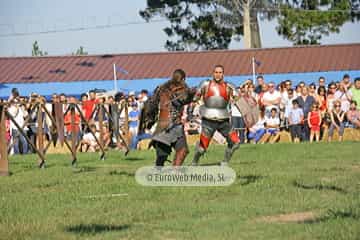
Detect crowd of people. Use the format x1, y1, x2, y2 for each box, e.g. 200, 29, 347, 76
1, 73, 360, 156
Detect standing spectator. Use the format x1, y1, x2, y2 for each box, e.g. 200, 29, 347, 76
350, 77, 360, 107
327, 82, 337, 112
346, 100, 360, 128
64, 96, 81, 144
8, 88, 20, 102
129, 103, 140, 149
254, 75, 265, 94
308, 83, 317, 98
317, 86, 327, 115
334, 83, 352, 112
288, 99, 303, 143
284, 89, 297, 128
8, 100, 29, 154
341, 74, 352, 89
231, 88, 245, 144
317, 77, 326, 91
257, 84, 268, 109
296, 86, 316, 141
308, 103, 322, 142
263, 82, 281, 117
328, 100, 346, 142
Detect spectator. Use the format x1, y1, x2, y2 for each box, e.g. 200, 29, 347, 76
346, 100, 360, 128
350, 77, 360, 107
129, 103, 140, 149
341, 74, 352, 89
328, 100, 346, 142
288, 99, 303, 143
308, 83, 317, 98
296, 86, 316, 141
8, 88, 20, 102
247, 109, 266, 144
264, 108, 281, 143
263, 82, 281, 117
308, 103, 322, 142
317, 76, 326, 91
8, 99, 29, 154
284, 89, 297, 128
327, 82, 337, 112
64, 96, 81, 144
81, 124, 100, 152
254, 75, 265, 94
231, 88, 245, 144
317, 86, 327, 115
334, 83, 352, 112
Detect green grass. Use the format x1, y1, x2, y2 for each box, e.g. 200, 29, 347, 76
1, 142, 359, 240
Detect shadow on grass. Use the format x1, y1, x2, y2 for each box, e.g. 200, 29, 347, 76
238, 175, 266, 185
65, 224, 130, 235
124, 157, 145, 161
109, 170, 135, 177
72, 166, 97, 174
199, 163, 221, 166
304, 208, 360, 224
292, 180, 347, 194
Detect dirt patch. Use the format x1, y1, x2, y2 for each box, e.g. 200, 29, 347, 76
256, 211, 317, 223
351, 164, 360, 171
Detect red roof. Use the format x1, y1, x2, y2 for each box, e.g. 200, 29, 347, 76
1, 43, 359, 84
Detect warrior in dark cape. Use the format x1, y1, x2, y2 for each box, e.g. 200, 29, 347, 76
139, 69, 196, 166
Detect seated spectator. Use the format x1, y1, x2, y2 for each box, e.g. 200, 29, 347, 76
247, 109, 266, 144
346, 101, 360, 128
328, 100, 346, 142
288, 99, 303, 143
81, 124, 100, 152
308, 103, 322, 142
264, 108, 281, 143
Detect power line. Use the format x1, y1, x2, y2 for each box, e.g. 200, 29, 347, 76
0, 7, 358, 38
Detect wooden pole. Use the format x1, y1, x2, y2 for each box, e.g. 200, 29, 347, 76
37, 103, 45, 168
0, 106, 9, 176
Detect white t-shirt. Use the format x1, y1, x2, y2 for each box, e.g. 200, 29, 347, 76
263, 90, 281, 110
251, 118, 265, 131
334, 90, 352, 112
8, 104, 28, 131
265, 116, 280, 128
231, 103, 242, 117
83, 132, 100, 143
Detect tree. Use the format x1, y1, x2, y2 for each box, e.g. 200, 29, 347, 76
73, 46, 88, 55
140, 0, 359, 50
31, 41, 48, 56
276, 0, 355, 45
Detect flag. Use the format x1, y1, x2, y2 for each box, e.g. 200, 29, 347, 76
116, 66, 129, 75
255, 59, 261, 67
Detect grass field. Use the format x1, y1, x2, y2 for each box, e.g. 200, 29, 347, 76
1, 142, 359, 240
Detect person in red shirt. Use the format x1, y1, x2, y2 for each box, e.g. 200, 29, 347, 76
308, 103, 322, 142
64, 96, 81, 143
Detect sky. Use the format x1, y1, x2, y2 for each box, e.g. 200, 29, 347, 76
0, 0, 359, 57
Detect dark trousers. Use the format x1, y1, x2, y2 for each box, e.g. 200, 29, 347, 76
231, 116, 245, 144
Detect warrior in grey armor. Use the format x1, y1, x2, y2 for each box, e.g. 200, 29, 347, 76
139, 69, 196, 166
192, 65, 240, 166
